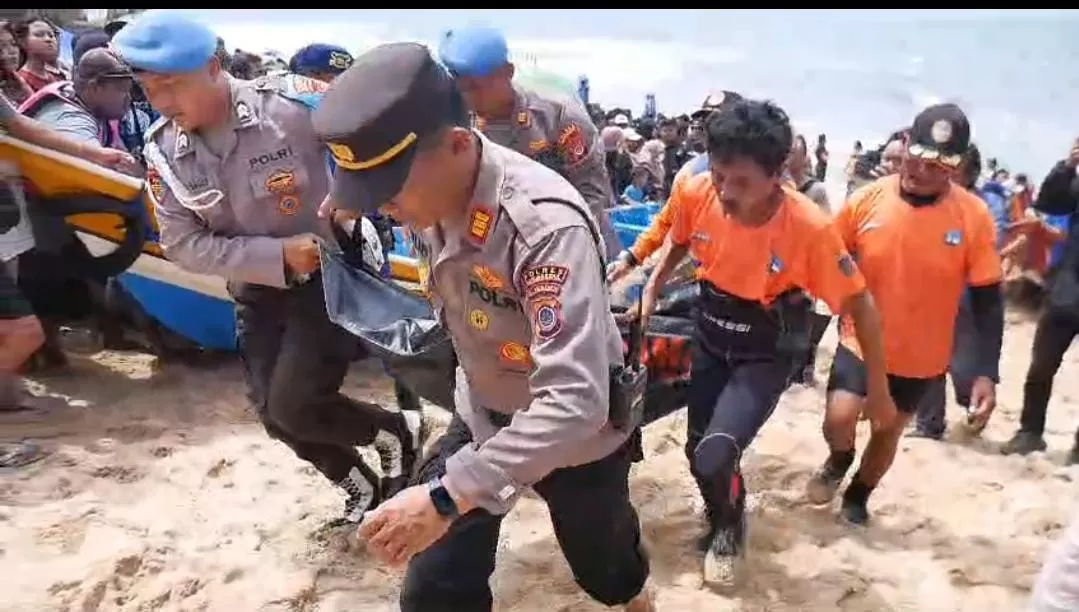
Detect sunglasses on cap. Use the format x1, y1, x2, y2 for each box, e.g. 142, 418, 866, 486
907, 143, 963, 168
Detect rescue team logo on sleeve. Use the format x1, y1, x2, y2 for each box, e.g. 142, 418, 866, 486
499, 341, 532, 368
468, 206, 494, 244
515, 111, 530, 127
292, 75, 329, 95
471, 265, 505, 291
469, 309, 490, 332
146, 167, 165, 203
557, 123, 588, 167
523, 265, 570, 340
837, 254, 856, 278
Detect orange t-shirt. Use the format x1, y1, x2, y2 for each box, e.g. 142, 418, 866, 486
667, 173, 866, 313
834, 175, 1002, 378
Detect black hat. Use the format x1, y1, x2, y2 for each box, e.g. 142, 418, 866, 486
691, 90, 744, 120
312, 42, 466, 213
907, 103, 970, 168
75, 48, 133, 83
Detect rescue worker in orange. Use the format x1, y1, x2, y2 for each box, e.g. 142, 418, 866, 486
806, 104, 1004, 525
606, 92, 743, 283
640, 99, 893, 589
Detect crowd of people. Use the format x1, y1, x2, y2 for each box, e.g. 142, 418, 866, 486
0, 9, 1078, 611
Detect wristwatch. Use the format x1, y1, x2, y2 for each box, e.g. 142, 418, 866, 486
427, 479, 459, 519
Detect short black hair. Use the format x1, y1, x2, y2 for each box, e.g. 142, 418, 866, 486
705, 99, 792, 177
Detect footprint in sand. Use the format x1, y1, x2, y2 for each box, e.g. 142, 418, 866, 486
90, 464, 143, 484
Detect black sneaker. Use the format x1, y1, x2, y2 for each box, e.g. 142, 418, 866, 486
702, 513, 747, 589
338, 466, 380, 524
999, 431, 1048, 456
840, 487, 870, 526
806, 461, 846, 505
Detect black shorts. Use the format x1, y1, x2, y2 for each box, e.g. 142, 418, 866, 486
826, 345, 936, 414
0, 264, 33, 320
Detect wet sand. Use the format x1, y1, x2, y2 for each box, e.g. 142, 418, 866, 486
1, 312, 1075, 612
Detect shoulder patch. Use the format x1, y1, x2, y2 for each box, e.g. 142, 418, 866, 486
272, 74, 327, 111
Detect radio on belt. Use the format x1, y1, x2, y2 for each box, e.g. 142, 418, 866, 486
608, 294, 648, 430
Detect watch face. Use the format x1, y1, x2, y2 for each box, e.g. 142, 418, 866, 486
429, 481, 459, 518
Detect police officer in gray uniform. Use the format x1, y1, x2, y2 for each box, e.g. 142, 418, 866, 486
313, 43, 654, 612
438, 26, 622, 261
111, 10, 421, 524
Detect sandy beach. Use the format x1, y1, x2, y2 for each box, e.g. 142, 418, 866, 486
1, 311, 1075, 612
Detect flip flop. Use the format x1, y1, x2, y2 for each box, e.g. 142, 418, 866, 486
0, 440, 48, 468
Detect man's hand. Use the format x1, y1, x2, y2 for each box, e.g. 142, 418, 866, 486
357, 484, 451, 567
282, 233, 321, 275
606, 257, 633, 284
966, 376, 997, 433
864, 380, 899, 432
88, 147, 138, 174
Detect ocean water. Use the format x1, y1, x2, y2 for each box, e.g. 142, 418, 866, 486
181, 8, 1079, 182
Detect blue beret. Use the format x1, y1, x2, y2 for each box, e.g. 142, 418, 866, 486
289, 43, 353, 76
111, 10, 217, 73
437, 26, 508, 78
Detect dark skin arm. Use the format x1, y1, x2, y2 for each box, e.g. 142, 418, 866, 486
5, 113, 136, 171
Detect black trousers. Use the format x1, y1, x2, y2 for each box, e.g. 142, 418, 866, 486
232, 277, 409, 484
686, 341, 791, 526
400, 416, 649, 612
1019, 306, 1079, 438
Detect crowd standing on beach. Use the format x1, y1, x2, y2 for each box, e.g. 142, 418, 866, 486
1, 9, 1078, 611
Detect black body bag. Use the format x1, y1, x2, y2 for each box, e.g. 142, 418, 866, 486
319, 242, 457, 410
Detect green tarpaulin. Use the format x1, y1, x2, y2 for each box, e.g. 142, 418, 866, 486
514, 67, 579, 102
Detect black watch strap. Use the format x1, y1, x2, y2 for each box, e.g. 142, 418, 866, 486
428, 479, 459, 519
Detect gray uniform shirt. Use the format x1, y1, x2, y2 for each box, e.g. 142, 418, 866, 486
477, 86, 620, 259
145, 75, 337, 288
418, 134, 629, 515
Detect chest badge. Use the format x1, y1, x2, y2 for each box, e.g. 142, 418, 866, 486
468, 206, 494, 244
265, 169, 297, 195
146, 167, 165, 202
499, 341, 531, 368
944, 230, 962, 246
472, 265, 504, 291
235, 100, 255, 126
768, 253, 783, 275
469, 309, 490, 332
277, 195, 300, 215
528, 139, 550, 153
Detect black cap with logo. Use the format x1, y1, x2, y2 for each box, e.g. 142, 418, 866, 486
690, 90, 745, 121
312, 42, 467, 213
907, 103, 970, 168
